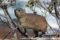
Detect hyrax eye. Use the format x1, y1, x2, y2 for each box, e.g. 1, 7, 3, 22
18, 9, 20, 11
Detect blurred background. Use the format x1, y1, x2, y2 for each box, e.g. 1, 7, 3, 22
0, 0, 60, 39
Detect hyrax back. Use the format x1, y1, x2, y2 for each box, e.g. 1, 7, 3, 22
15, 9, 47, 33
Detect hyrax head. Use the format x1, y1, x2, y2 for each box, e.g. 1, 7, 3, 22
14, 8, 25, 18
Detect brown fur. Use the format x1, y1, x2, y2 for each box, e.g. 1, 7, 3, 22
14, 9, 47, 33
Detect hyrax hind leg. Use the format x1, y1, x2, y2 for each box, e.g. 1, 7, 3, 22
34, 30, 39, 37
34, 30, 45, 37
39, 32, 45, 37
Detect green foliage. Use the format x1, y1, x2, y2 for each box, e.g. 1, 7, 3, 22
26, 0, 34, 8
47, 3, 53, 13
0, 0, 2, 2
